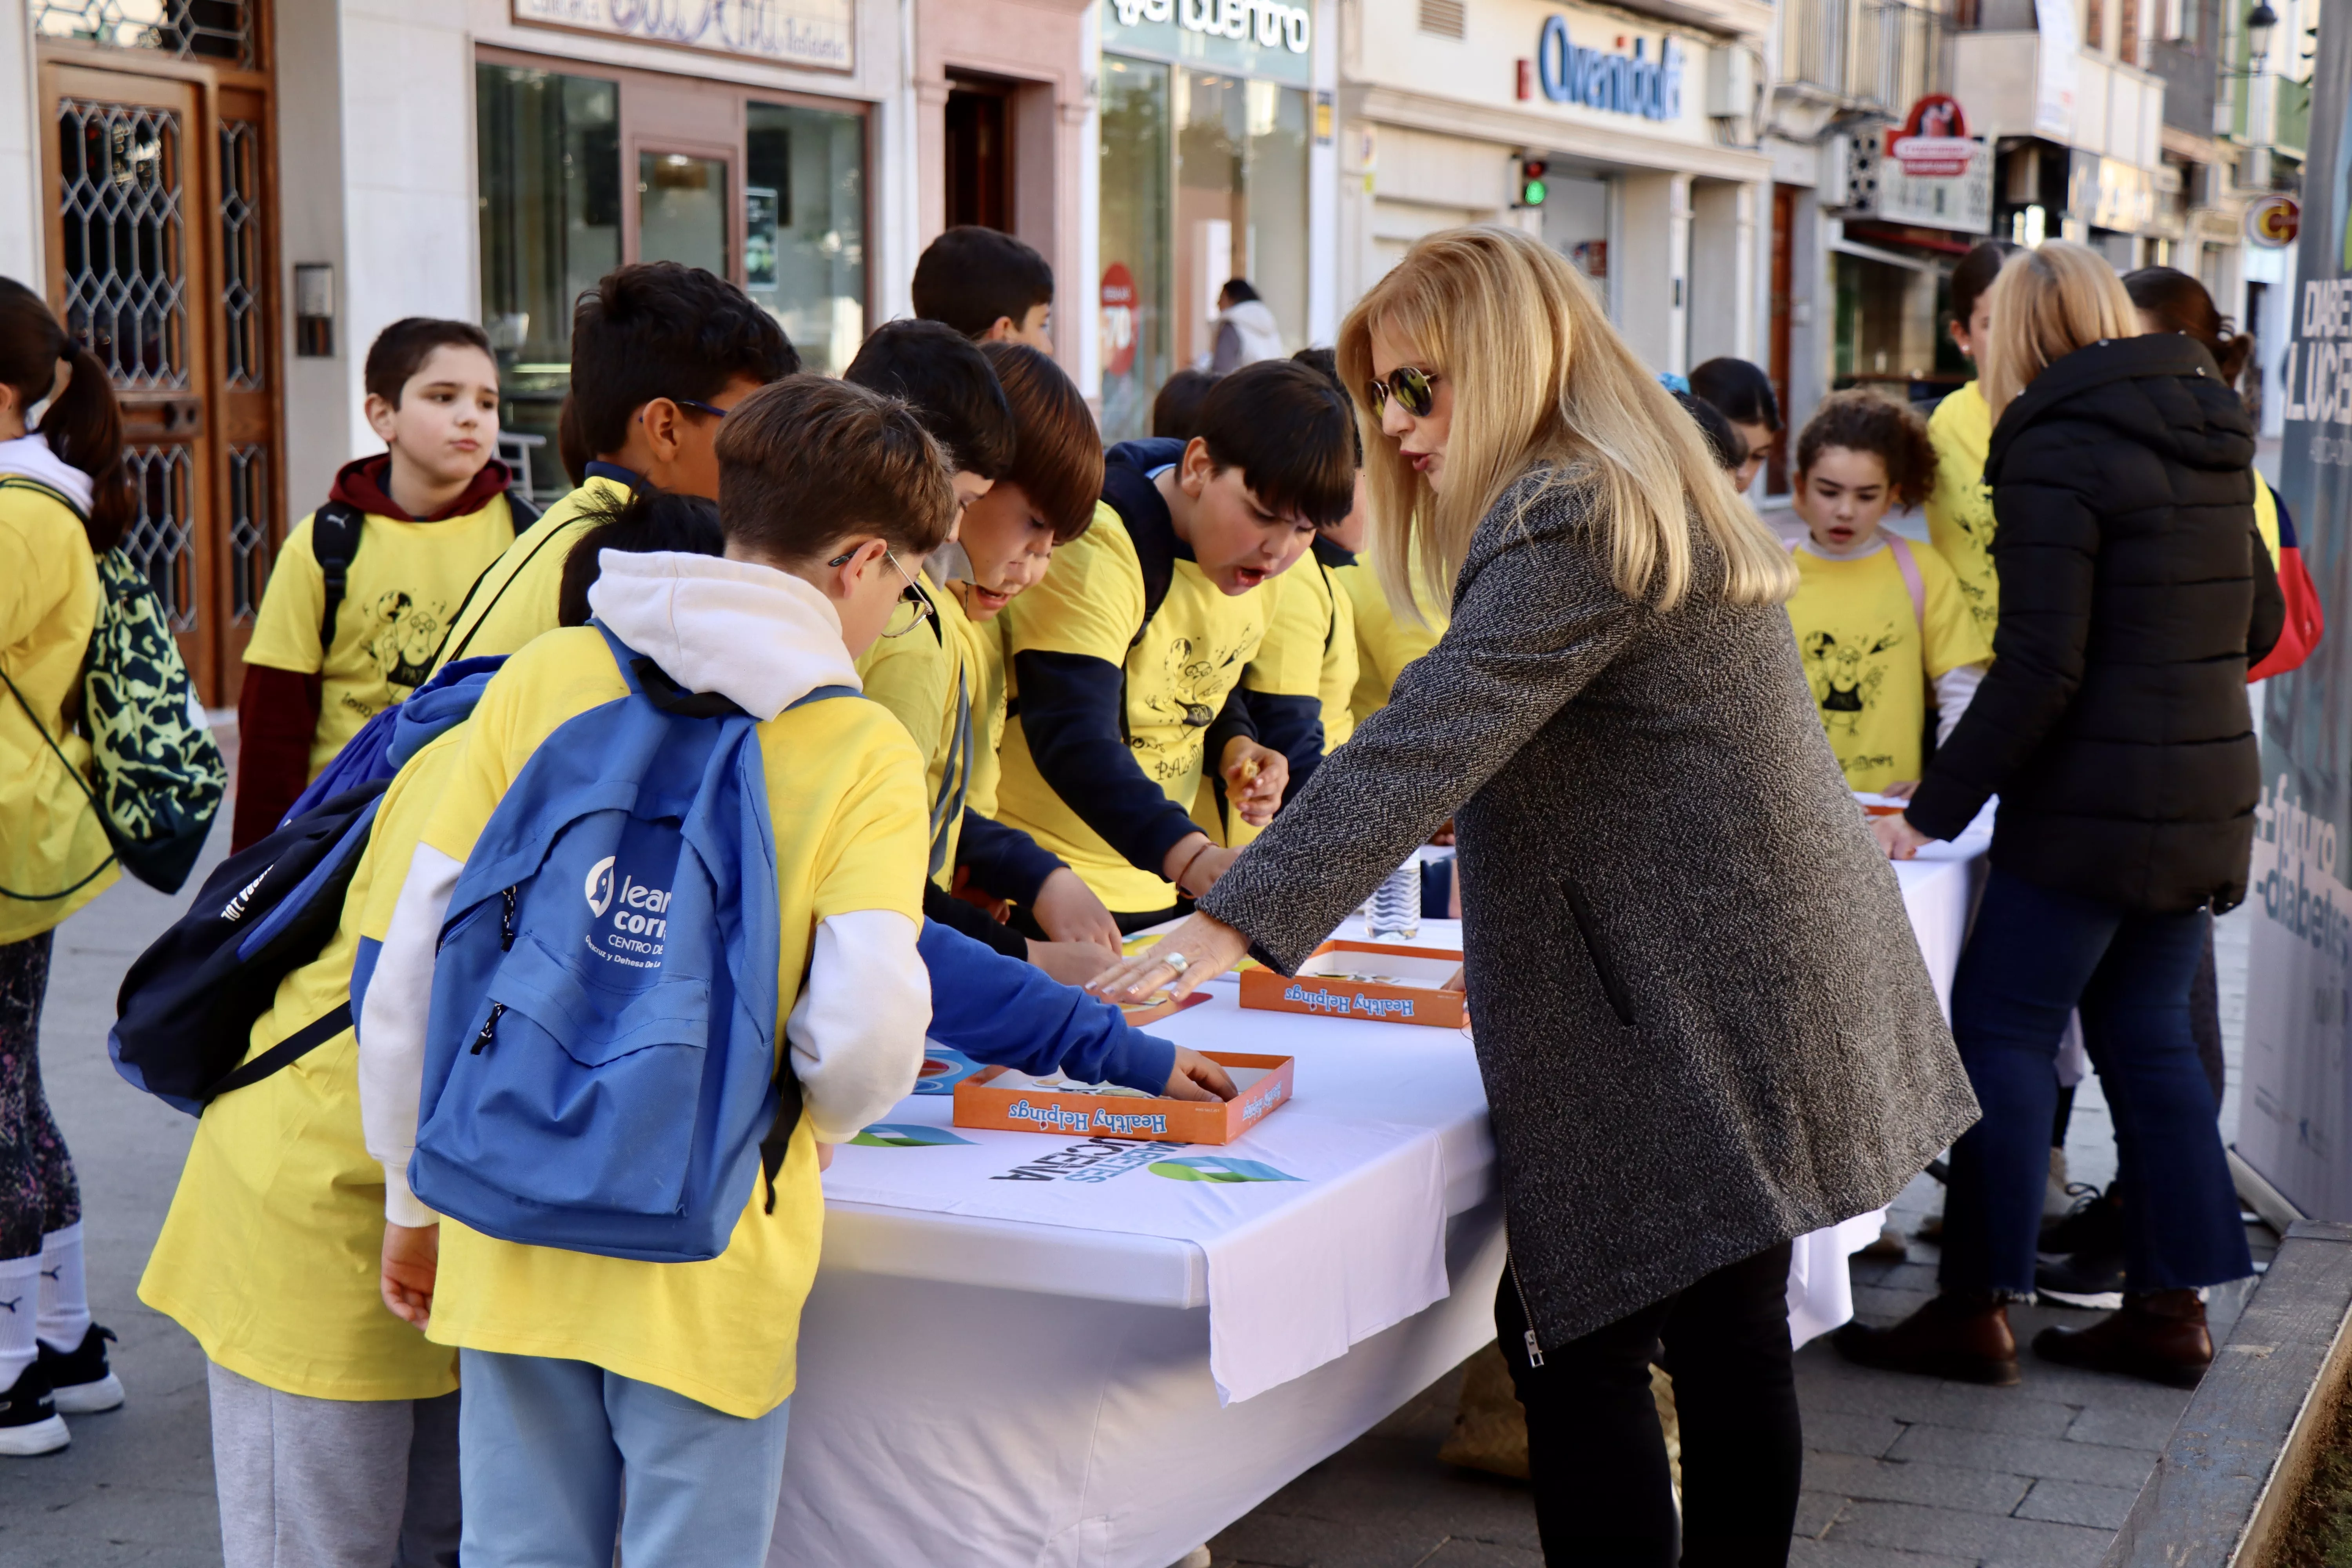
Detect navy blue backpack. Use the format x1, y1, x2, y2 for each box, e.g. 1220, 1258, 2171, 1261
408, 626, 855, 1263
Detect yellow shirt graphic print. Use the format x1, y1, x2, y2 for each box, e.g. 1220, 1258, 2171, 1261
1924, 382, 1999, 646
1785, 539, 1989, 794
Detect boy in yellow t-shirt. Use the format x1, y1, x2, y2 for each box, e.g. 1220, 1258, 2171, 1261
235, 319, 522, 848
426, 262, 795, 675
140, 496, 731, 1566
358, 379, 949, 1562
1786, 391, 1991, 795
1923, 239, 2016, 648
994, 361, 1357, 924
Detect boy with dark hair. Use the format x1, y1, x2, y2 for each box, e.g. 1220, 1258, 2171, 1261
359, 377, 949, 1563
995, 359, 1356, 926
1151, 368, 1219, 441
235, 317, 524, 848
426, 262, 796, 671
911, 226, 1055, 350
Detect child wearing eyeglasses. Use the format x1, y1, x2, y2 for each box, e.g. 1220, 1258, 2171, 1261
1785, 391, 1990, 797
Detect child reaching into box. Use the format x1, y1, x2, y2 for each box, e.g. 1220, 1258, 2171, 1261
1785, 391, 1991, 797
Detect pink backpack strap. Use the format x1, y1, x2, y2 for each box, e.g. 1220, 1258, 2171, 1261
1886, 536, 1926, 629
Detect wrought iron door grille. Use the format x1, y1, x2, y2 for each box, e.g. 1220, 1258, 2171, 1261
34, 1, 256, 69
219, 119, 262, 390
227, 443, 270, 624
57, 99, 189, 391
123, 444, 197, 630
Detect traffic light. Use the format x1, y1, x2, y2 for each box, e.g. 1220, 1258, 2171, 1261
1514, 158, 1549, 209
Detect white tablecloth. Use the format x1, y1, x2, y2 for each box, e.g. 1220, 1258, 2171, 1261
772, 844, 1987, 1567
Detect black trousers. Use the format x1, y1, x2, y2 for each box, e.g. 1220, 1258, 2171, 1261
1497, 1240, 1801, 1568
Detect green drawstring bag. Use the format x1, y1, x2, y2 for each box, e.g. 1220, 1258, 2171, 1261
0, 476, 226, 896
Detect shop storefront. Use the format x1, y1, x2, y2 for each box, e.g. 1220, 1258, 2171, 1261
1337, 0, 1772, 377
478, 5, 880, 473
1096, 0, 1321, 439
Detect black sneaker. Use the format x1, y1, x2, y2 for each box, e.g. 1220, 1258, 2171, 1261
0, 1360, 67, 1456
2042, 1184, 2124, 1254
37, 1325, 120, 1415
2037, 1247, 2127, 1310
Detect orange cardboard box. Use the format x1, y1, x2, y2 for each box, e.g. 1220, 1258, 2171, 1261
953, 1051, 1295, 1145
1239, 940, 1467, 1029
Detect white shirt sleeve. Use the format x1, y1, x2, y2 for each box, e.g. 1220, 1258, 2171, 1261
1933, 662, 1987, 746
786, 908, 931, 1142
357, 844, 462, 1227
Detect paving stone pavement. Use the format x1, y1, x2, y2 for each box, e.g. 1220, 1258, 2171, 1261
0, 785, 2270, 1568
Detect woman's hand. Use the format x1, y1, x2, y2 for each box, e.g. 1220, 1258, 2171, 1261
1031, 867, 1121, 954
1163, 1047, 1240, 1102
1087, 913, 1252, 1003
380, 1221, 439, 1330
1873, 812, 1936, 860
1221, 739, 1289, 827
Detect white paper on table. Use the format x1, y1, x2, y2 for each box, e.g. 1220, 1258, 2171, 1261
1786, 1208, 1887, 1347
823, 1098, 1450, 1404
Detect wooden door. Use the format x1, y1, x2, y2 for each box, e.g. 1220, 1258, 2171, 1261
43, 64, 218, 697
1768, 182, 1797, 498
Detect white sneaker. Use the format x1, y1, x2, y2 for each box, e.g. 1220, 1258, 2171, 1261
38, 1325, 122, 1414
0, 1363, 67, 1456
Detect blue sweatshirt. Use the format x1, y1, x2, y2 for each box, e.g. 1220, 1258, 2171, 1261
915, 919, 1176, 1093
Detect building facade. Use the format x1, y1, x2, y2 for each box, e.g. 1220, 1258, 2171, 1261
1334, 0, 1775, 377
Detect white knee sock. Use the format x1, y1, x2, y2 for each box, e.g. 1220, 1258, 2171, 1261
36, 1223, 89, 1355
0, 1254, 39, 1388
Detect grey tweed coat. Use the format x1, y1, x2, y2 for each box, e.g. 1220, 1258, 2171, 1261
1199, 467, 1980, 1352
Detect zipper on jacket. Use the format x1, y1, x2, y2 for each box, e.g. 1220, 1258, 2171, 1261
471, 1002, 505, 1054
499, 887, 517, 951
1509, 1253, 1544, 1367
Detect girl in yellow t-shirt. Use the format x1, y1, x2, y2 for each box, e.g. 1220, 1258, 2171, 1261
1786, 391, 1993, 796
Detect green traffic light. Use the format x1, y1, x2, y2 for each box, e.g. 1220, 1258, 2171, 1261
1523, 178, 1547, 206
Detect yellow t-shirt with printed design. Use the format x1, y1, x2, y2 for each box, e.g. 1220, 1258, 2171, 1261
1331, 553, 1448, 728
1786, 538, 1992, 794
245, 497, 519, 777
427, 475, 633, 673
947, 583, 1012, 824
995, 499, 1269, 913
139, 728, 472, 1402
855, 568, 970, 889
415, 627, 928, 1419
1924, 382, 1999, 647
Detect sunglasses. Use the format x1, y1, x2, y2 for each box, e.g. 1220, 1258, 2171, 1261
1367, 366, 1440, 418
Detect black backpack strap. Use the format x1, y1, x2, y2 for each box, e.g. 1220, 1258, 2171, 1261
312, 502, 366, 650
0, 475, 87, 519
204, 1002, 351, 1102
504, 486, 539, 532
1129, 522, 1176, 652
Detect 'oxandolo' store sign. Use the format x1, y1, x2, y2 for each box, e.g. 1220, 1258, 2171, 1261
1534, 14, 1685, 122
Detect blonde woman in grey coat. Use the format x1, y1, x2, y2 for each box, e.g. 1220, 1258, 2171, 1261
1091, 226, 1979, 1567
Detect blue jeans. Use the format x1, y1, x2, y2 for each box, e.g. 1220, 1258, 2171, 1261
458, 1350, 791, 1567
1938, 869, 2252, 1295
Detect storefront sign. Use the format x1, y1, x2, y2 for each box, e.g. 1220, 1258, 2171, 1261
1534, 16, 1684, 121
2251, 194, 2303, 247
1103, 0, 1314, 85
1887, 95, 1973, 177
512, 0, 855, 73
1843, 121, 1992, 234
2242, 0, 2352, 1220
2087, 158, 2156, 232
2032, 0, 2078, 139
1100, 263, 1139, 379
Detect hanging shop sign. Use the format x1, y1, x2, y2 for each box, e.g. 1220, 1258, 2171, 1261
1534, 15, 1685, 121
1100, 264, 1140, 381
2250, 194, 2303, 248
512, 0, 855, 72
1888, 95, 1974, 177
1103, 0, 1314, 85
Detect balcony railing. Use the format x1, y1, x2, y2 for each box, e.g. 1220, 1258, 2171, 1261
1784, 0, 1950, 111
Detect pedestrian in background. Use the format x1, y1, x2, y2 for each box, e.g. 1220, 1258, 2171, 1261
1091, 225, 1978, 1568
1923, 239, 2019, 649
1203, 279, 1285, 372
0, 278, 133, 1456
1688, 356, 1782, 494
1845, 241, 2283, 1390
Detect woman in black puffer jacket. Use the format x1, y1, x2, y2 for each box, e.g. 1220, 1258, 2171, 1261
1840, 241, 2283, 1390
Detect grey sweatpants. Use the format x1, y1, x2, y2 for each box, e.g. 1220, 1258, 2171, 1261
207, 1361, 460, 1568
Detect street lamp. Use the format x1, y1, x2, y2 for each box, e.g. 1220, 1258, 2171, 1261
2248, 1, 2279, 58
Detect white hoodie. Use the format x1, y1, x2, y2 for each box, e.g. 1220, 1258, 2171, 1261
358, 550, 932, 1227
0, 434, 95, 512
1205, 298, 1285, 373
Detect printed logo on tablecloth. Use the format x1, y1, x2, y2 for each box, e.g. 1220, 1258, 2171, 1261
1147, 1156, 1300, 1183
851, 1123, 976, 1148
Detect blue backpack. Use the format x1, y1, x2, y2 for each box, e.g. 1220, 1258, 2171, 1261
108, 658, 504, 1113
408, 626, 856, 1263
